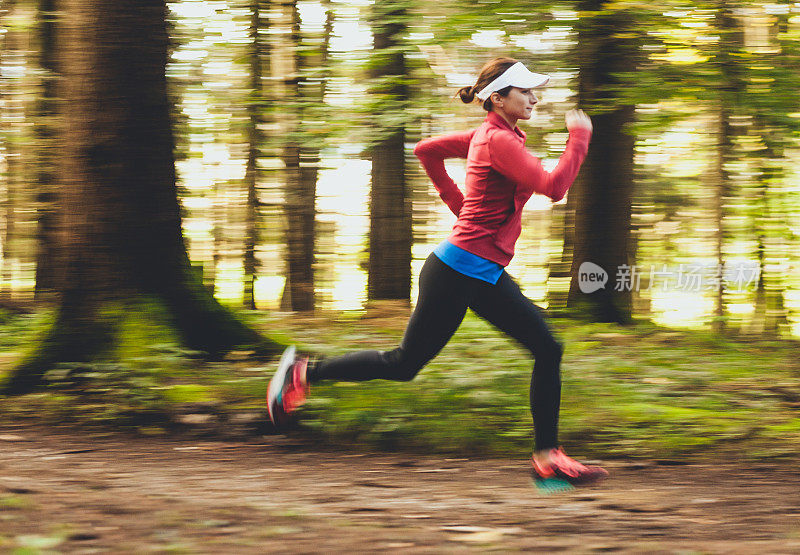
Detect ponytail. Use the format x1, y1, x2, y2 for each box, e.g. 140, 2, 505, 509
457, 85, 476, 104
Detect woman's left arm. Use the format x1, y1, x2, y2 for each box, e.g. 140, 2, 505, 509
414, 130, 476, 216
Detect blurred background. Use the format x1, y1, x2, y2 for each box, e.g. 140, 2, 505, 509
0, 0, 798, 337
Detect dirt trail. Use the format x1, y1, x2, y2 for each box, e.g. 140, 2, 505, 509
1, 425, 799, 553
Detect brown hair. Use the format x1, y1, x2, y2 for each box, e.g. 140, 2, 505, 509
456, 57, 518, 111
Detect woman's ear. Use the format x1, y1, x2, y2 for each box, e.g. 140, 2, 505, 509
490, 91, 503, 108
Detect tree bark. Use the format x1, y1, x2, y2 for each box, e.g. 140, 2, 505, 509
243, 0, 264, 310
745, 9, 791, 337
711, 103, 732, 333
2, 0, 272, 394
749, 153, 788, 337
708, 0, 745, 334
278, 0, 316, 311
546, 197, 573, 311
567, 1, 637, 323
34, 0, 59, 299
0, 0, 22, 301
367, 0, 411, 302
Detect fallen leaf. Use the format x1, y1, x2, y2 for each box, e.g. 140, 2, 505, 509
443, 527, 524, 543
440, 526, 491, 533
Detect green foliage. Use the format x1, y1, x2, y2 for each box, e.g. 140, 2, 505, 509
0, 304, 269, 429
1, 308, 799, 458
106, 300, 186, 361
280, 311, 800, 459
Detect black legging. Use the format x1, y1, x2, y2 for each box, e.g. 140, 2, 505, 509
308, 253, 563, 450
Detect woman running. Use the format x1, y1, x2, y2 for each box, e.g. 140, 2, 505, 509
268, 57, 608, 485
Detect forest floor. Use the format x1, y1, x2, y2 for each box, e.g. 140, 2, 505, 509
1, 424, 799, 553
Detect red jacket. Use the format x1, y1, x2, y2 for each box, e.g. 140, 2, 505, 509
414, 111, 591, 266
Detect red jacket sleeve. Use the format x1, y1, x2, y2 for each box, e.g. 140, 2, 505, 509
488, 128, 591, 202
413, 130, 475, 216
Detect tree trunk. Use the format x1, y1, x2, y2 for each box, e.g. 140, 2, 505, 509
749, 156, 788, 337
745, 9, 791, 337
0, 0, 22, 301
709, 0, 745, 334
281, 142, 315, 311
546, 198, 573, 311
711, 103, 731, 333
2, 0, 272, 394
34, 0, 59, 300
567, 1, 637, 323
243, 0, 264, 310
367, 0, 411, 302
278, 0, 316, 311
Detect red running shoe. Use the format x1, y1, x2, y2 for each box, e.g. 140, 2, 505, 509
532, 447, 608, 485
267, 346, 309, 427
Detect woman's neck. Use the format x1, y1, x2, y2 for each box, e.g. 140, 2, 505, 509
492, 108, 517, 129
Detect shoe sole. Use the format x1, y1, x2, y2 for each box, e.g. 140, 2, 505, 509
267, 345, 296, 425
532, 471, 608, 486
533, 477, 575, 494
531, 465, 608, 486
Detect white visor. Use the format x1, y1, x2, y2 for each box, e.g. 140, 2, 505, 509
475, 62, 550, 101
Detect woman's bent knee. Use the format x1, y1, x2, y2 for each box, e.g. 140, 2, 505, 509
380, 348, 423, 382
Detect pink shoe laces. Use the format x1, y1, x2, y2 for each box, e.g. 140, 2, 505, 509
548, 448, 589, 478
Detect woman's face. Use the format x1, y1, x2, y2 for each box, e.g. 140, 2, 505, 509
493, 87, 539, 121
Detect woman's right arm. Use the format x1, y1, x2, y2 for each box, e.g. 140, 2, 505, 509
489, 117, 591, 202
414, 130, 475, 216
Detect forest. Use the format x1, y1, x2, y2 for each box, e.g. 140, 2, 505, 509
0, 0, 798, 451
0, 0, 800, 553
1, 3, 800, 551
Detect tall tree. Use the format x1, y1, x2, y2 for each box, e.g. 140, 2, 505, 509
749, 157, 789, 336
367, 0, 412, 301
708, 0, 745, 333
278, 0, 316, 311
1, 0, 273, 394
0, 0, 23, 300
276, 0, 333, 311
34, 0, 59, 299
243, 0, 266, 310
567, 1, 640, 323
